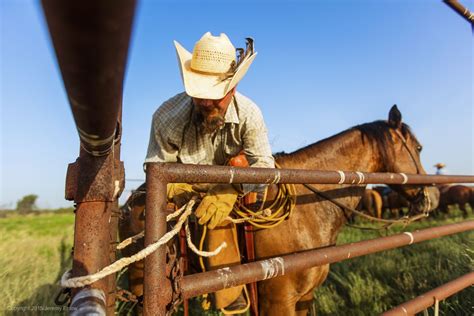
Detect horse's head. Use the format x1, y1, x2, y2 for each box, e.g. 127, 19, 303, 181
382, 105, 439, 214
357, 105, 439, 214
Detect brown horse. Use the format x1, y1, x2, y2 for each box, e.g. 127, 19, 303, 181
360, 189, 383, 218
438, 184, 473, 217
119, 105, 438, 315
385, 189, 410, 218
255, 105, 437, 315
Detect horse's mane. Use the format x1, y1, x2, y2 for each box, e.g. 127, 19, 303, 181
354, 120, 415, 168
275, 120, 416, 168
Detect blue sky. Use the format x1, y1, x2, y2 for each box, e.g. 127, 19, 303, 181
1, 0, 472, 208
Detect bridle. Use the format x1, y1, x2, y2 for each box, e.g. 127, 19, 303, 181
392, 129, 431, 214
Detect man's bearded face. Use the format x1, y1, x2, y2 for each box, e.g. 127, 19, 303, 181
194, 102, 226, 133
192, 88, 235, 134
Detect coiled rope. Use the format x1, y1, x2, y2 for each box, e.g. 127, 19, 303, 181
229, 163, 297, 229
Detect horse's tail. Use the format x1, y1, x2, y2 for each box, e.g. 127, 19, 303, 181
370, 190, 383, 219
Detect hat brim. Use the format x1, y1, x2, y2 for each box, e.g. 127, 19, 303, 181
174, 40, 256, 100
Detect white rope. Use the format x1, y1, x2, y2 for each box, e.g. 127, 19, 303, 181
116, 231, 144, 250
185, 219, 227, 257
337, 171, 345, 184
403, 232, 415, 245
60, 198, 196, 288
116, 203, 188, 250
399, 173, 408, 184
229, 167, 235, 184
166, 203, 188, 221
355, 171, 365, 184
226, 215, 257, 224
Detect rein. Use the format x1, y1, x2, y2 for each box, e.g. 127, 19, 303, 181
302, 183, 428, 230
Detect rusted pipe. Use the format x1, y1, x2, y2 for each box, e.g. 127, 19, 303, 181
71, 201, 116, 308
443, 0, 474, 25
41, 2, 135, 314
144, 164, 172, 315
149, 163, 474, 185
41, 0, 136, 155
382, 271, 474, 316
179, 221, 474, 298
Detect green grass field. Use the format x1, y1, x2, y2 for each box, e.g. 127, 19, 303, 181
0, 209, 472, 315
0, 212, 74, 315
314, 210, 473, 315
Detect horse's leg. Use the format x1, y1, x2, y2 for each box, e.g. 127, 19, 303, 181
459, 203, 467, 217
259, 278, 299, 316
391, 207, 399, 218
295, 264, 329, 316
259, 265, 329, 316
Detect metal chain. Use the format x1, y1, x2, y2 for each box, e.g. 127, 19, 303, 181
116, 288, 139, 303
166, 242, 183, 316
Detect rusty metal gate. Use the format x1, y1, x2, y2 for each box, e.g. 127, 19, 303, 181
39, 1, 473, 315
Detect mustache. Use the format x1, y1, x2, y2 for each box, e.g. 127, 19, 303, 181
195, 108, 225, 133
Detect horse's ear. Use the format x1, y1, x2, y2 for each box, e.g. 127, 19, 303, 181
388, 104, 402, 129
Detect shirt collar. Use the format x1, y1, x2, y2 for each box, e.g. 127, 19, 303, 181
224, 97, 239, 124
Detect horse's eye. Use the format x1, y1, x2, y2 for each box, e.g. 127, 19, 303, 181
416, 145, 423, 152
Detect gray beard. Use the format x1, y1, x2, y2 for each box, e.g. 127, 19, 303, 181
200, 114, 225, 134
194, 107, 225, 134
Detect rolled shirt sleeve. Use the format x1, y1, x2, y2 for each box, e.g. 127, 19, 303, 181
240, 97, 275, 193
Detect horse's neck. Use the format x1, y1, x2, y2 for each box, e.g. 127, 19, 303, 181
275, 129, 383, 245
277, 129, 381, 173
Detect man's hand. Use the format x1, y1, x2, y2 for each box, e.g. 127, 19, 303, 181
167, 183, 196, 207
195, 184, 238, 229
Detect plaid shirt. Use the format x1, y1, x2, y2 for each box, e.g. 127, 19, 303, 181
145, 92, 274, 189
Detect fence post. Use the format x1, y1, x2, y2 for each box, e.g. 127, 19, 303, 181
144, 164, 172, 315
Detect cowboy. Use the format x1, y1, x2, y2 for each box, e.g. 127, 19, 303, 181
434, 163, 446, 175
145, 32, 274, 313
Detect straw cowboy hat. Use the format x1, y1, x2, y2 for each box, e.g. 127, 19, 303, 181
174, 32, 257, 100
434, 163, 446, 169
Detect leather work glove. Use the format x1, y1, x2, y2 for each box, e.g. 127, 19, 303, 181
195, 184, 239, 229
167, 183, 196, 207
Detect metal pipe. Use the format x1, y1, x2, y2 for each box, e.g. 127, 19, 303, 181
70, 288, 106, 316
71, 200, 115, 312
382, 271, 474, 315
41, 2, 134, 314
179, 221, 474, 298
144, 164, 172, 315
443, 0, 474, 25
41, 0, 136, 155
149, 162, 474, 185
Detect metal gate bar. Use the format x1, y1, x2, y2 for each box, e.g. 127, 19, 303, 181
382, 271, 474, 315
149, 163, 474, 185
144, 162, 474, 315
180, 221, 474, 299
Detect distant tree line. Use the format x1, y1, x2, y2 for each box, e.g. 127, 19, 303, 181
6, 194, 74, 215
16, 194, 38, 214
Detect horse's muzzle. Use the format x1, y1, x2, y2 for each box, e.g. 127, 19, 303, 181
410, 186, 440, 214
